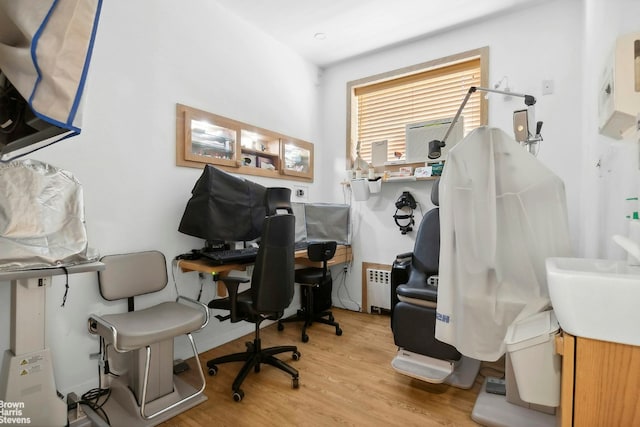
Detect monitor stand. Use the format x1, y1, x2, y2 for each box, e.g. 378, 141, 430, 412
0, 262, 104, 427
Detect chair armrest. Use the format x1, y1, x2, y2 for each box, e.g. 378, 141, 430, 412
219, 276, 250, 323
87, 314, 126, 352
396, 283, 438, 303
395, 252, 413, 262
177, 295, 210, 330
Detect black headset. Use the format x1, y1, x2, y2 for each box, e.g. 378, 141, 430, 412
393, 191, 417, 234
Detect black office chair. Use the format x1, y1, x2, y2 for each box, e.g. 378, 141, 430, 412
264, 187, 293, 215
206, 213, 301, 402
278, 241, 343, 342
390, 179, 480, 388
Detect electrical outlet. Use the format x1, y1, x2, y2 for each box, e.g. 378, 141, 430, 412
542, 80, 554, 95
293, 185, 309, 202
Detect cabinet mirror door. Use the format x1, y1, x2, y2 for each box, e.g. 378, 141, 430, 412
280, 138, 313, 180
177, 104, 240, 168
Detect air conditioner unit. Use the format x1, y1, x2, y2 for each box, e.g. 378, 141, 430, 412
405, 117, 464, 163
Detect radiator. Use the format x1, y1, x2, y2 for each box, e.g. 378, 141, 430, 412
366, 268, 391, 313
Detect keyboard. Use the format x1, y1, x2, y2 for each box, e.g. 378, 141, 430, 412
202, 247, 259, 265
202, 241, 310, 265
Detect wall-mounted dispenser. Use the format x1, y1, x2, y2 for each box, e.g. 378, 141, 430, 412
598, 32, 640, 139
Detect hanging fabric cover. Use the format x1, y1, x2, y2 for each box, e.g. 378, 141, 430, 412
0, 0, 102, 160
435, 127, 572, 361
0, 159, 98, 271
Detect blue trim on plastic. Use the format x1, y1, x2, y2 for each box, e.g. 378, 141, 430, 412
26, 0, 102, 132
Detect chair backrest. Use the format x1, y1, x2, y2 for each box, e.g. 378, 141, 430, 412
307, 241, 337, 263
98, 251, 168, 301
251, 214, 296, 314
307, 241, 337, 281
411, 180, 440, 277
265, 187, 292, 215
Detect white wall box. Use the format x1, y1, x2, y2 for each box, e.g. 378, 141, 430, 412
599, 32, 640, 139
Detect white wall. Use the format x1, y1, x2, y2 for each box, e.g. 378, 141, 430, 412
0, 0, 320, 396
580, 0, 640, 259
320, 0, 585, 310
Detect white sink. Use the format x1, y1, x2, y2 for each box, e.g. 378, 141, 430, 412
546, 257, 640, 346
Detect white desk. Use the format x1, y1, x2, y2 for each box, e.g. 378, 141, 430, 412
0, 262, 104, 427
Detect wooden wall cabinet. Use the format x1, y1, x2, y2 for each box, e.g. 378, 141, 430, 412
280, 138, 314, 180
179, 106, 240, 168
176, 104, 313, 182
558, 333, 640, 426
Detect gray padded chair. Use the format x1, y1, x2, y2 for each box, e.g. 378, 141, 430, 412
88, 250, 209, 422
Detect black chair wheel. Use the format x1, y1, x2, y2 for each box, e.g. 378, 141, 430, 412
336, 328, 343, 336
208, 366, 218, 376
302, 333, 309, 343
254, 364, 261, 373
292, 350, 301, 361
233, 389, 245, 402
277, 322, 284, 331
246, 342, 255, 352
292, 377, 300, 389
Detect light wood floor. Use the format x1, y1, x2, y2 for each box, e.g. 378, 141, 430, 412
159, 308, 504, 427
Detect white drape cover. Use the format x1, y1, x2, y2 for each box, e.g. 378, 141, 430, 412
0, 0, 101, 131
435, 127, 572, 361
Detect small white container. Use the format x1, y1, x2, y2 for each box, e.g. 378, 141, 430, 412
505, 310, 561, 407
368, 178, 382, 193
351, 178, 370, 201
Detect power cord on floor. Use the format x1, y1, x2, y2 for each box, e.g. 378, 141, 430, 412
79, 388, 111, 426
335, 265, 361, 312
79, 337, 112, 425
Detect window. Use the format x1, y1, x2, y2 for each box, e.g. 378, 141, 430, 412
347, 47, 489, 166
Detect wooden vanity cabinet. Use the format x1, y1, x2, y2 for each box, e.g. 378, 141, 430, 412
558, 333, 640, 426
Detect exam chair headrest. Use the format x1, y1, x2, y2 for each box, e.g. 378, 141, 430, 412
431, 178, 440, 207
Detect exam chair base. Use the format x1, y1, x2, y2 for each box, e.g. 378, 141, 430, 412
391, 349, 480, 389
93, 373, 207, 427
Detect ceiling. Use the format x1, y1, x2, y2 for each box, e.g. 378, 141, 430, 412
215, 0, 541, 67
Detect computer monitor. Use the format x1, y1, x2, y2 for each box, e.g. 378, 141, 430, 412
405, 116, 464, 163
178, 165, 267, 251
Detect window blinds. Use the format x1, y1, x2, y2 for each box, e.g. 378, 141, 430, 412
354, 58, 481, 163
